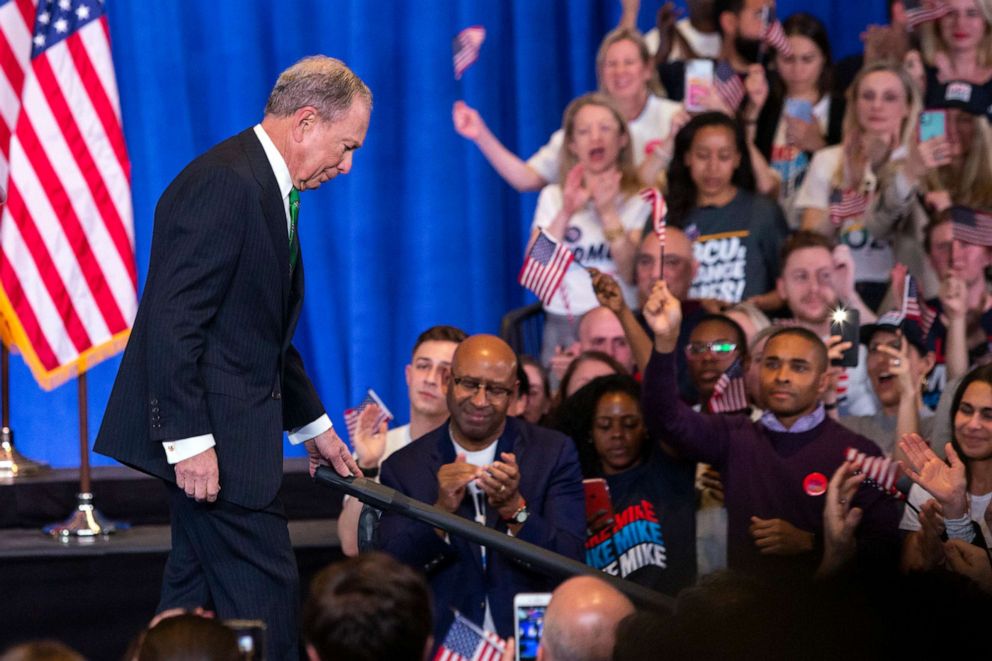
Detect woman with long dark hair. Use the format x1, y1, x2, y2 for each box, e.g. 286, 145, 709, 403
750, 13, 844, 226
665, 112, 788, 305
554, 374, 697, 595
899, 364, 992, 574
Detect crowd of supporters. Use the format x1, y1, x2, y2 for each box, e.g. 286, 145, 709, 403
7, 1, 992, 659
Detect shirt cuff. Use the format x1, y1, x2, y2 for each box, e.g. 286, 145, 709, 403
288, 414, 333, 445
163, 434, 216, 464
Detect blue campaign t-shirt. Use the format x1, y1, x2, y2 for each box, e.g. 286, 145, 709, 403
585, 449, 697, 596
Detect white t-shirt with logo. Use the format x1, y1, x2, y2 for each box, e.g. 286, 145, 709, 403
532, 186, 650, 316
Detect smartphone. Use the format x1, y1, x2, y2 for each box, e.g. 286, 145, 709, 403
785, 98, 814, 123
514, 593, 551, 661
685, 59, 714, 113
919, 110, 947, 142
223, 619, 266, 660
829, 308, 860, 368
583, 478, 615, 533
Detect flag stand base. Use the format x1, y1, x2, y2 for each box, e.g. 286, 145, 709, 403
43, 492, 129, 543
0, 426, 49, 481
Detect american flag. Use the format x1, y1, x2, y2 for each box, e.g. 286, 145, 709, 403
708, 359, 749, 414
452, 25, 485, 80
828, 188, 869, 226
434, 612, 506, 661
0, 0, 136, 390
761, 7, 794, 57
904, 0, 953, 28
949, 205, 992, 247
715, 60, 746, 112
518, 230, 574, 306
901, 274, 937, 337
639, 187, 667, 247
343, 389, 393, 442
845, 447, 903, 499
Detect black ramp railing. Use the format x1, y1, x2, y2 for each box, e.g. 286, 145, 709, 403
314, 467, 676, 612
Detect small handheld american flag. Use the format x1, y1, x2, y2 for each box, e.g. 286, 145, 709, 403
845, 447, 904, 500
433, 611, 506, 661
639, 187, 667, 279
761, 7, 794, 57
715, 60, 746, 113
453, 26, 486, 80
344, 389, 393, 443
828, 188, 869, 227
519, 230, 575, 306
708, 359, 749, 414
949, 205, 992, 247
900, 273, 937, 337
904, 0, 953, 28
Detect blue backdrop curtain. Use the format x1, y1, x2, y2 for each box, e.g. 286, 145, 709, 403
9, 0, 886, 468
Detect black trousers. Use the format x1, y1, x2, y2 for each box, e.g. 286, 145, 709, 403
159, 484, 300, 660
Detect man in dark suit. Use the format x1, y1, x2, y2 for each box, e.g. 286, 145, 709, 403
95, 56, 369, 660
377, 335, 585, 643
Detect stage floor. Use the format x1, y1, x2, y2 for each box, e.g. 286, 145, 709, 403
0, 461, 345, 659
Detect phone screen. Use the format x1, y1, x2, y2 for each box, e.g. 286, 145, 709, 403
685, 59, 714, 113
919, 110, 947, 142
829, 308, 861, 368
785, 98, 814, 123
515, 603, 548, 661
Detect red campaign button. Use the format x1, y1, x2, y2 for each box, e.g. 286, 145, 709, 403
644, 139, 663, 155
803, 472, 828, 497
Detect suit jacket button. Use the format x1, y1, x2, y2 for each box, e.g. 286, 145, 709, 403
271, 391, 281, 400
150, 399, 158, 405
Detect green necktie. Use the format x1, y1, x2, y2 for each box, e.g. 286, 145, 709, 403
288, 187, 300, 272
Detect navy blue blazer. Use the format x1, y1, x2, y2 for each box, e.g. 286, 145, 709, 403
378, 417, 585, 641
95, 128, 325, 509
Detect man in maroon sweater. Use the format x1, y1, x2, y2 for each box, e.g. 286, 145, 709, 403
641, 281, 901, 579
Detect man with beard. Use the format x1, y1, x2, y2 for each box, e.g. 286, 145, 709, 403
657, 0, 770, 111
641, 280, 900, 579
775, 231, 877, 416
377, 335, 584, 644
337, 325, 466, 555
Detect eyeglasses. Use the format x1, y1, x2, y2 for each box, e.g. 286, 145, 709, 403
685, 341, 738, 357
451, 375, 515, 402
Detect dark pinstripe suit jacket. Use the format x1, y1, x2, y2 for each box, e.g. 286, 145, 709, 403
95, 129, 325, 510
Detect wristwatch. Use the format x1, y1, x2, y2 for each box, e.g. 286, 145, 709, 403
503, 499, 529, 525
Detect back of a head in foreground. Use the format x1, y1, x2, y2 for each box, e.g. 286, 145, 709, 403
131, 614, 240, 661
538, 575, 635, 661
303, 552, 432, 661
0, 641, 84, 661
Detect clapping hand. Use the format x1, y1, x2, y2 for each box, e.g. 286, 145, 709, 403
818, 459, 866, 575
562, 164, 591, 216
899, 433, 968, 519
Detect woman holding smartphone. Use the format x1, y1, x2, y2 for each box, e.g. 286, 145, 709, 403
796, 63, 932, 310
554, 374, 697, 595
749, 13, 844, 227
529, 93, 649, 361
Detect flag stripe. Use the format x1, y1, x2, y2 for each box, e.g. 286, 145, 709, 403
11, 101, 123, 338
72, 24, 129, 179
3, 181, 93, 353
36, 43, 137, 300
0, 234, 59, 367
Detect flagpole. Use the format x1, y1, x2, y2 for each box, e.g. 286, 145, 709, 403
0, 342, 49, 480
43, 370, 127, 541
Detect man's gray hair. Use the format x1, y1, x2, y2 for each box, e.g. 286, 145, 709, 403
264, 55, 372, 121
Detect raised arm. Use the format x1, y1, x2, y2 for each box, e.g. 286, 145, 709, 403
452, 101, 548, 192
641, 280, 732, 466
